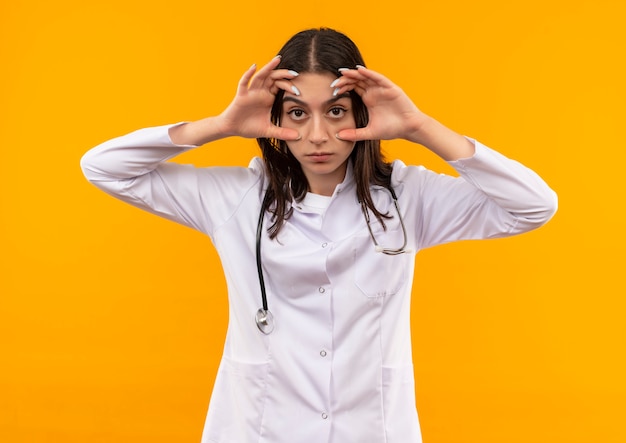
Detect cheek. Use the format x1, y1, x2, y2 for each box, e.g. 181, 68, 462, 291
343, 113, 357, 128
284, 141, 301, 156
280, 116, 303, 130
344, 142, 357, 153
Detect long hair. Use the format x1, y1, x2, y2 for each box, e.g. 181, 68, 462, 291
257, 28, 394, 239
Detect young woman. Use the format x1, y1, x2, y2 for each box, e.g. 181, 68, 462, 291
81, 28, 557, 443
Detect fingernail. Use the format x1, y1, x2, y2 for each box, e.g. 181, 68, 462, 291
332, 87, 340, 97
291, 85, 301, 96
288, 70, 299, 76
250, 63, 257, 70
330, 78, 340, 88
335, 133, 343, 140
356, 64, 365, 69
275, 54, 282, 59
338, 67, 350, 72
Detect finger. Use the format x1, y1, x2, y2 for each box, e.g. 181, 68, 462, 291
266, 126, 300, 141
237, 63, 258, 93
355, 65, 393, 83
266, 70, 300, 95
337, 67, 368, 81
341, 66, 395, 90
267, 68, 300, 81
353, 85, 367, 97
329, 75, 357, 88
335, 73, 376, 96
273, 79, 300, 97
333, 81, 366, 98
329, 77, 364, 97
336, 127, 374, 142
249, 56, 282, 89
341, 75, 378, 93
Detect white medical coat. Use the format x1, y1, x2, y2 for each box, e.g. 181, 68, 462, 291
80, 124, 557, 443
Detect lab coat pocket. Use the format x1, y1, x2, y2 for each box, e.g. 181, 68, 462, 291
353, 229, 409, 298
382, 365, 422, 442
203, 357, 270, 443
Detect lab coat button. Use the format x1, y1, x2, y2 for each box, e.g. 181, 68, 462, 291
321, 242, 328, 248
320, 350, 327, 357
321, 412, 328, 419
318, 287, 326, 294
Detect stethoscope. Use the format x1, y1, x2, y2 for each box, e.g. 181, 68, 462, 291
254, 187, 409, 335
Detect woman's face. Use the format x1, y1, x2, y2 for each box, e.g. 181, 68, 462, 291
280, 72, 356, 196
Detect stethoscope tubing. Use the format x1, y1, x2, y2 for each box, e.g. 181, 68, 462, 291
256, 195, 269, 312
254, 186, 407, 335
255, 193, 274, 334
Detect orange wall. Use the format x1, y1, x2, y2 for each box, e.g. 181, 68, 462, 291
1, 0, 624, 442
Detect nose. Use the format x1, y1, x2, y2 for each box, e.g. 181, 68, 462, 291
308, 116, 329, 145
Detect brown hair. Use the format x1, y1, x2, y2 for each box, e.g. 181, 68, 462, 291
257, 28, 393, 239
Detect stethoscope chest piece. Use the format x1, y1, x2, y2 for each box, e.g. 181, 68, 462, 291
255, 308, 275, 335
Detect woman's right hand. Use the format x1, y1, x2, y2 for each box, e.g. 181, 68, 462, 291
169, 56, 300, 146
217, 56, 301, 141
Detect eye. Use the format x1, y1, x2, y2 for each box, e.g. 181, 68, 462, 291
328, 107, 347, 118
287, 108, 307, 121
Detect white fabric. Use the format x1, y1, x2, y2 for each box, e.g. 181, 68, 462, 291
300, 192, 332, 214
80, 124, 557, 443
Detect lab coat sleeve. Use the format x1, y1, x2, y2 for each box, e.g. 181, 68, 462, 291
80, 123, 263, 236
394, 140, 558, 250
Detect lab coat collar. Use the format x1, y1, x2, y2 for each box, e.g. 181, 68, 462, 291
292, 160, 357, 214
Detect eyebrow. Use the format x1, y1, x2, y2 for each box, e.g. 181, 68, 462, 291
282, 92, 351, 107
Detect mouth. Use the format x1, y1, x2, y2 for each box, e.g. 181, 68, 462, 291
307, 152, 333, 162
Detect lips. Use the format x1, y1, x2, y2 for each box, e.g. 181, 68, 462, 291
307, 152, 333, 162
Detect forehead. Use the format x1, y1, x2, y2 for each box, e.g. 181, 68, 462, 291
285, 72, 345, 105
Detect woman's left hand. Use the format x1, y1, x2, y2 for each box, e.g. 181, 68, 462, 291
333, 66, 427, 143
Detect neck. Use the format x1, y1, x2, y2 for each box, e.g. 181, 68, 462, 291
308, 182, 339, 196
306, 168, 347, 196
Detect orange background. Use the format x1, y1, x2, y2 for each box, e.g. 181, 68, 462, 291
1, 0, 624, 442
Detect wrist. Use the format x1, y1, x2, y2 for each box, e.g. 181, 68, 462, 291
408, 116, 475, 161
405, 112, 432, 145
169, 116, 230, 146
213, 113, 236, 138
